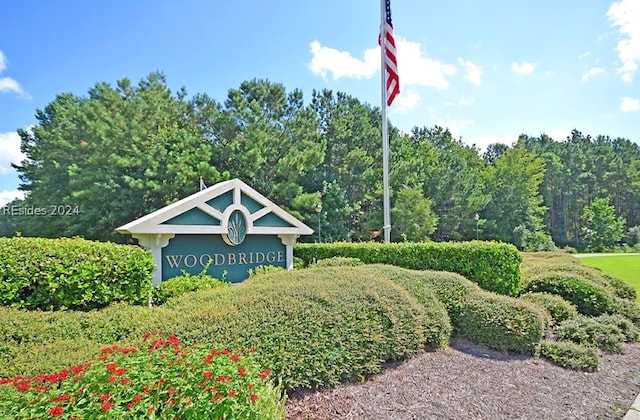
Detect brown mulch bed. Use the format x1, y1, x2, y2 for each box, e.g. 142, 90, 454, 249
284, 337, 640, 419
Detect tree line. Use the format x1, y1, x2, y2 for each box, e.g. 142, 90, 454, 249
1, 72, 639, 251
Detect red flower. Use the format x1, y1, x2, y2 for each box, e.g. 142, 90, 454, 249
14, 382, 30, 392
238, 366, 247, 377
121, 378, 132, 385
105, 363, 118, 372
133, 394, 144, 402
101, 402, 114, 411
203, 371, 213, 379
248, 384, 254, 391
216, 376, 232, 383
99, 393, 112, 401
71, 365, 84, 374
168, 387, 176, 396
250, 394, 259, 402
48, 406, 65, 417
212, 394, 224, 403
228, 390, 237, 397
107, 376, 118, 383
115, 368, 127, 375
259, 369, 272, 380
128, 401, 137, 410
147, 405, 155, 414
230, 355, 241, 363
56, 394, 72, 402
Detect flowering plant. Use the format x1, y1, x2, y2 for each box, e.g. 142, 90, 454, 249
0, 331, 284, 419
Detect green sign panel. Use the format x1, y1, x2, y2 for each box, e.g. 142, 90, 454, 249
162, 234, 286, 283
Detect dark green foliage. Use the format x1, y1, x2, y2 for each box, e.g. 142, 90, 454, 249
3, 338, 105, 378
600, 273, 637, 301
523, 261, 636, 301
519, 292, 579, 324
152, 272, 230, 305
539, 340, 599, 372
557, 316, 626, 353
454, 292, 547, 354
295, 241, 522, 296
310, 257, 364, 267
613, 297, 640, 327
157, 265, 450, 389
368, 268, 452, 348
372, 265, 480, 324
372, 265, 545, 354
521, 272, 616, 316
595, 314, 640, 342
0, 237, 153, 310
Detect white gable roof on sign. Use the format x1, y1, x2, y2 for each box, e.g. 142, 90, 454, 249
116, 178, 313, 236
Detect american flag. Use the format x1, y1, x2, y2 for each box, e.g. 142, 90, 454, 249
380, 0, 399, 106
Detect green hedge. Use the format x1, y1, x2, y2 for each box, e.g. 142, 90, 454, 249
158, 266, 450, 389
295, 241, 523, 296
454, 292, 547, 354
370, 265, 545, 354
0, 266, 452, 390
522, 261, 636, 301
519, 292, 579, 325
0, 237, 153, 310
151, 272, 230, 305
539, 340, 599, 372
520, 272, 617, 317
556, 316, 627, 353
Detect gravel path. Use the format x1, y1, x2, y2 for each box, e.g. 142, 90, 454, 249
285, 337, 640, 420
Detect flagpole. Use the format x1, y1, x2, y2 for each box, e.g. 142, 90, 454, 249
380, 0, 391, 243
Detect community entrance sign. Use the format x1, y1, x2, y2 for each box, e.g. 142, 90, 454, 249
117, 179, 313, 284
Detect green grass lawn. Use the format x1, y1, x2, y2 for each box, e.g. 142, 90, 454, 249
578, 254, 640, 302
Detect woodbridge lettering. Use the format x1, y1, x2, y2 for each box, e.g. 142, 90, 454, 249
164, 251, 285, 269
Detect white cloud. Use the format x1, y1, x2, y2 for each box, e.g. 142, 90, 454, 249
392, 89, 421, 113
307, 41, 378, 80
0, 131, 25, 174
578, 52, 592, 60
459, 96, 475, 106
580, 67, 605, 84
607, 0, 640, 82
0, 190, 25, 207
458, 58, 482, 86
512, 61, 536, 75
620, 96, 640, 112
0, 50, 29, 97
307, 38, 457, 90
397, 38, 456, 89
307, 41, 380, 80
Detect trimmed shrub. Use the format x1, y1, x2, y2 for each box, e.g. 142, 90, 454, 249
369, 267, 452, 348
595, 314, 640, 342
454, 292, 547, 354
152, 272, 230, 305
157, 265, 450, 390
310, 257, 364, 267
614, 297, 640, 327
0, 237, 153, 310
520, 272, 616, 316
521, 260, 636, 302
557, 316, 626, 353
295, 241, 523, 296
519, 292, 579, 324
2, 338, 105, 379
539, 340, 599, 372
372, 265, 480, 323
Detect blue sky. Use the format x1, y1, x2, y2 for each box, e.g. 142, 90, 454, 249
1, 0, 638, 206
